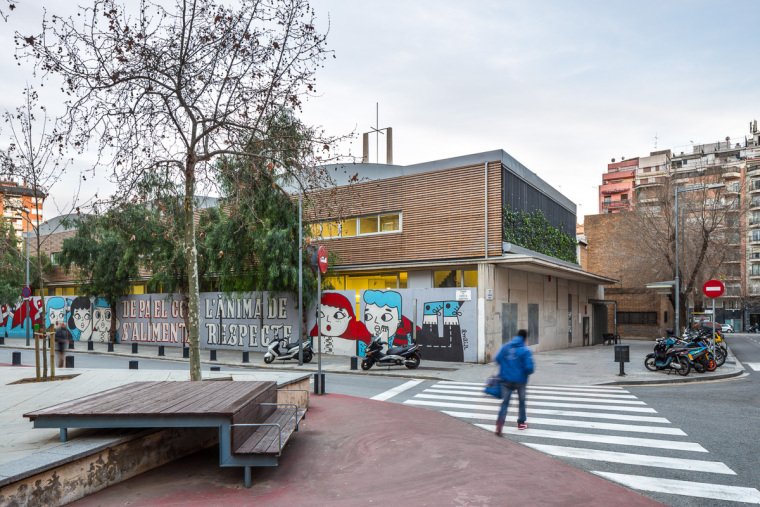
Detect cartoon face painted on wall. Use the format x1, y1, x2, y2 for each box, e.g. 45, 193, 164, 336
92, 298, 120, 342
68, 296, 92, 341
363, 290, 402, 341
45, 297, 68, 329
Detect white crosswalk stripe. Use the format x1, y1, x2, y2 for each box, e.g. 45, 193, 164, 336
746, 362, 760, 371
403, 381, 760, 504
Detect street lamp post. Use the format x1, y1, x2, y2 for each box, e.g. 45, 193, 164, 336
674, 183, 725, 335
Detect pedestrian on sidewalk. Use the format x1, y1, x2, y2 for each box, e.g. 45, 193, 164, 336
494, 329, 534, 436
54, 321, 72, 368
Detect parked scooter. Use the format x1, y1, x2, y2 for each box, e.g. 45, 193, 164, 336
361, 334, 421, 370
264, 337, 313, 364
644, 338, 691, 376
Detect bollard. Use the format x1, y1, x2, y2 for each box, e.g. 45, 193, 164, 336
313, 372, 325, 395
129, 360, 138, 370
210, 349, 217, 361
614, 344, 630, 376
65, 355, 74, 368
0, 335, 4, 345
350, 356, 358, 370
158, 345, 165, 357
183, 346, 189, 359
242, 351, 249, 363
107, 342, 114, 352
132, 343, 138, 354
68, 340, 75, 350
12, 351, 21, 365
87, 341, 94, 351
210, 366, 221, 372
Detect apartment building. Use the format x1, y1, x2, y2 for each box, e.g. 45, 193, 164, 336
598, 158, 637, 213
0, 179, 44, 238
586, 123, 760, 335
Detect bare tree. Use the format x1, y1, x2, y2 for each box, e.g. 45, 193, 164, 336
0, 85, 82, 379
17, 0, 339, 380
621, 172, 745, 330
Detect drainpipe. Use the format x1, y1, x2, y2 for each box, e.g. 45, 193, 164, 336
484, 162, 488, 259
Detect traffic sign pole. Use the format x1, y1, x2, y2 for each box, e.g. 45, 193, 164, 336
702, 279, 724, 359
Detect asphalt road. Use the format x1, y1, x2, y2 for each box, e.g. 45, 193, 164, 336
3, 335, 759, 506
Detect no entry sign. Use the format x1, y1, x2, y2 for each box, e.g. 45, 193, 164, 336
702, 279, 724, 298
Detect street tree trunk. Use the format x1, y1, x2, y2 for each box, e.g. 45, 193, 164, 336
185, 154, 201, 381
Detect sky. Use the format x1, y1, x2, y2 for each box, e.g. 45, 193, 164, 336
2, 0, 760, 224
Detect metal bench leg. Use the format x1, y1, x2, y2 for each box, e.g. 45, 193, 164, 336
60, 428, 68, 442
245, 467, 252, 488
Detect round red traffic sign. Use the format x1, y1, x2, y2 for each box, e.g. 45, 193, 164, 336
21, 286, 31, 298
318, 246, 328, 274
702, 279, 724, 298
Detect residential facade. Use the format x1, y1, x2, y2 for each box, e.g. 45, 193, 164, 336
1, 179, 44, 238
598, 158, 637, 213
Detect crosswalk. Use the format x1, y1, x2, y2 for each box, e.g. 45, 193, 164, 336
404, 381, 760, 505
746, 363, 760, 372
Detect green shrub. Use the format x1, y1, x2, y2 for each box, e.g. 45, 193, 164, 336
502, 206, 577, 263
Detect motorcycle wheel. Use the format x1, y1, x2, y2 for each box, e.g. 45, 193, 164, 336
675, 356, 691, 376
361, 358, 373, 370
706, 358, 717, 371
302, 350, 313, 363
693, 360, 706, 373
644, 357, 658, 372
264, 354, 274, 364
714, 349, 726, 367
405, 354, 421, 370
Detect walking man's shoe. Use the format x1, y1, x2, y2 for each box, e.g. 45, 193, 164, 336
495, 421, 504, 436
517, 423, 528, 430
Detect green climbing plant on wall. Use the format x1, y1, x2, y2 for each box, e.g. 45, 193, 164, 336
502, 206, 577, 263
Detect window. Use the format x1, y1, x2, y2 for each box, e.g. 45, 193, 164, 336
753, 196, 760, 208
620, 194, 628, 201
752, 250, 760, 259
752, 264, 760, 276
603, 196, 611, 204
617, 312, 657, 325
310, 212, 401, 239
752, 179, 760, 191
359, 216, 378, 234
50, 252, 58, 265
341, 219, 357, 237
433, 269, 477, 288
752, 230, 760, 242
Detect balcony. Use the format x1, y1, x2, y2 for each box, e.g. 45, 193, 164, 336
601, 200, 631, 212
723, 170, 741, 180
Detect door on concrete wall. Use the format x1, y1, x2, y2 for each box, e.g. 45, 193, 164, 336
528, 304, 539, 346
592, 304, 607, 345
568, 294, 573, 344
502, 303, 518, 344
582, 317, 590, 346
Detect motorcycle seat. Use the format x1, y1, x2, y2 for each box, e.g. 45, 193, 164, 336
387, 345, 412, 355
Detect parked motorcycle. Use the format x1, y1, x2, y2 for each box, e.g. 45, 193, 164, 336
361, 334, 421, 370
264, 337, 313, 364
644, 339, 691, 376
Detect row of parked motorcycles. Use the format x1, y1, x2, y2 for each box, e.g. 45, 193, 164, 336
645, 328, 727, 376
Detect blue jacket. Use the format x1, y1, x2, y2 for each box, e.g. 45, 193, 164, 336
494, 336, 534, 384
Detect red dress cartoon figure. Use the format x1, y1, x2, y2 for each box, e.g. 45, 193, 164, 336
310, 292, 371, 356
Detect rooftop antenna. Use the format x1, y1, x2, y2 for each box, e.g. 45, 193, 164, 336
362, 103, 393, 164
654, 132, 658, 150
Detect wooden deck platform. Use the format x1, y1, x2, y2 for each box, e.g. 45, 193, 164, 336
24, 380, 307, 487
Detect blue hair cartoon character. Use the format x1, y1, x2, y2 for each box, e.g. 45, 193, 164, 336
363, 290, 416, 348
46, 297, 69, 329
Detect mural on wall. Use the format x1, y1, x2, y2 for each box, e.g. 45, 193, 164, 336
306, 288, 477, 362
310, 292, 371, 356
3, 296, 121, 342
416, 300, 465, 362
119, 292, 299, 352
4, 288, 477, 362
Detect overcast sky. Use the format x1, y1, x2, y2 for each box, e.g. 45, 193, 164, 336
2, 0, 760, 225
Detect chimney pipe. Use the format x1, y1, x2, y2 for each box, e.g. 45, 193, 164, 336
362, 133, 369, 163
386, 127, 393, 165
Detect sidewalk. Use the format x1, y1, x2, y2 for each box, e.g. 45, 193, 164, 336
0, 337, 744, 505
0, 335, 746, 385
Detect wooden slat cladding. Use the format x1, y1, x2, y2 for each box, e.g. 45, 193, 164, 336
307, 162, 503, 266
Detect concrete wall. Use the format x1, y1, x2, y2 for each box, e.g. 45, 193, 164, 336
480, 265, 602, 361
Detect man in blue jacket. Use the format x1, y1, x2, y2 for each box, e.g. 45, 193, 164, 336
494, 329, 535, 435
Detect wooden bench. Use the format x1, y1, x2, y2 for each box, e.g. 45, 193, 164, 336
23, 381, 309, 488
